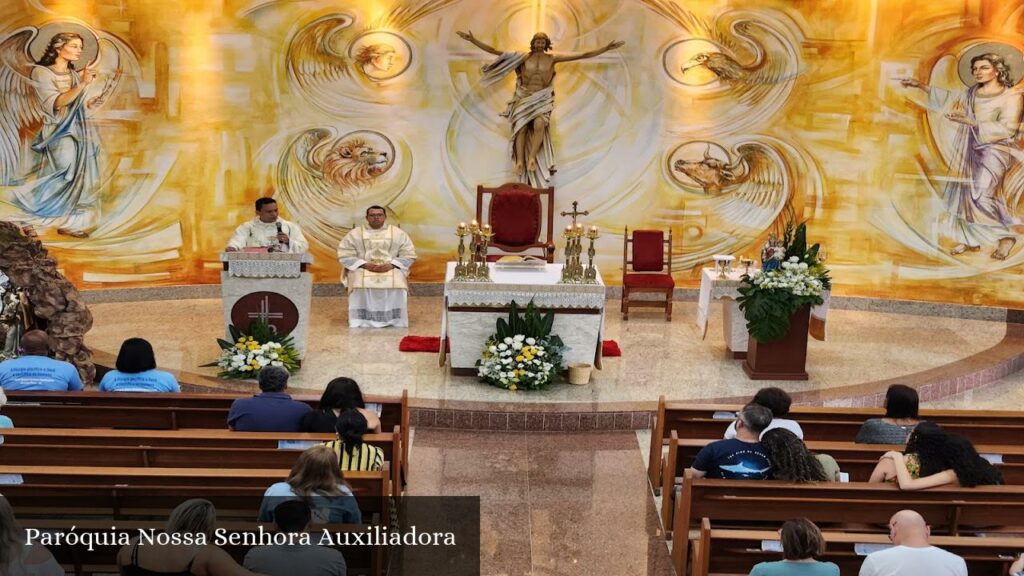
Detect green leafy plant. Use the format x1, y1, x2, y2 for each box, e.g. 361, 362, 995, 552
737, 221, 829, 343
478, 300, 565, 391
202, 320, 301, 379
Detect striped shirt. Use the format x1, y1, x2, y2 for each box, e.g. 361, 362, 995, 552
324, 439, 384, 472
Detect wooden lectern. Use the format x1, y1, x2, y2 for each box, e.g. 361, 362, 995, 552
220, 252, 313, 357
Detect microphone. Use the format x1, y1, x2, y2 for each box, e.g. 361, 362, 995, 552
274, 222, 285, 252
276, 222, 283, 235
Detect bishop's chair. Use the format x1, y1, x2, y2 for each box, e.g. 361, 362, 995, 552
621, 226, 675, 321
475, 183, 555, 262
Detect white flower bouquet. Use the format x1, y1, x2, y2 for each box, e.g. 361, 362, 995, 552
477, 300, 565, 391
203, 320, 301, 379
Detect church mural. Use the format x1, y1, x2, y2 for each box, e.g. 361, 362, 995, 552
0, 0, 1022, 308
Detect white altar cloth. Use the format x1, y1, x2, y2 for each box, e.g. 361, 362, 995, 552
441, 262, 606, 372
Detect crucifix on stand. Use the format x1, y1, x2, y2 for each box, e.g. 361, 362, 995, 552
558, 201, 590, 283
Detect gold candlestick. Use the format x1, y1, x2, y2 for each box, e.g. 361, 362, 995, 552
454, 222, 469, 279
561, 225, 573, 283
478, 228, 494, 281
584, 226, 600, 284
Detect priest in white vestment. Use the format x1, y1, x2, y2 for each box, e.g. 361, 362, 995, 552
337, 206, 417, 328
225, 198, 309, 253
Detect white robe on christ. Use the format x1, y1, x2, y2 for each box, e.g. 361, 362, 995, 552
337, 224, 417, 328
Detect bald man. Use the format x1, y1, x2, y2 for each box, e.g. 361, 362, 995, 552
859, 510, 967, 576
0, 330, 82, 391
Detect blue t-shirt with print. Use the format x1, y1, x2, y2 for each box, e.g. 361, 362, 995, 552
692, 438, 772, 479
99, 369, 180, 393
0, 355, 83, 391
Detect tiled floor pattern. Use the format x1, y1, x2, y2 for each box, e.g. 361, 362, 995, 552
405, 429, 674, 576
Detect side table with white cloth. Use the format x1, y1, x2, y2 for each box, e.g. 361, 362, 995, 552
696, 267, 829, 358
441, 262, 605, 375
220, 252, 313, 357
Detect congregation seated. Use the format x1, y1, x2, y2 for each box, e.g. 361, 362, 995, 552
855, 384, 921, 444
257, 444, 362, 525
300, 377, 381, 434
325, 409, 385, 472
869, 421, 1002, 490
98, 337, 180, 393
690, 403, 773, 479
858, 509, 966, 576
724, 387, 803, 440
0, 330, 82, 391
116, 498, 256, 576
0, 496, 62, 576
761, 428, 839, 482
748, 518, 839, 576
227, 366, 312, 432
245, 500, 347, 576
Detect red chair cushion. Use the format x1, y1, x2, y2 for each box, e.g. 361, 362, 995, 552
632, 230, 665, 271
623, 273, 675, 289
489, 188, 541, 246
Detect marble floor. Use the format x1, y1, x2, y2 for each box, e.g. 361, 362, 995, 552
406, 429, 673, 576
83, 296, 1014, 409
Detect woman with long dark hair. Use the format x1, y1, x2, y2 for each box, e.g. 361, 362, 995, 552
324, 409, 384, 472
761, 428, 837, 482
257, 444, 361, 524
300, 377, 380, 433
99, 338, 179, 392
855, 384, 921, 444
869, 422, 1002, 489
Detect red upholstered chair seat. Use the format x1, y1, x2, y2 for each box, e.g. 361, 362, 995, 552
623, 274, 675, 289
490, 189, 541, 246
622, 226, 674, 321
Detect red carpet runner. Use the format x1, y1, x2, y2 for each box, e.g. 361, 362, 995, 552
399, 336, 621, 357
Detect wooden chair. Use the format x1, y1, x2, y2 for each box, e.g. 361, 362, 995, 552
475, 183, 555, 262
621, 226, 674, 320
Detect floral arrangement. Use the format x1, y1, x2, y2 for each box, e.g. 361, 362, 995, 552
203, 320, 301, 379
477, 300, 564, 391
737, 222, 831, 343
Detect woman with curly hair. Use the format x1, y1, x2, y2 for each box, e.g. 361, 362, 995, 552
761, 428, 838, 482
869, 421, 1002, 489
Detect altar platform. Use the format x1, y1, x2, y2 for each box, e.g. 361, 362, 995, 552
81, 293, 1024, 429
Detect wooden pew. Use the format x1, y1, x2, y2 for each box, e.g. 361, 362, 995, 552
0, 428, 402, 500
659, 433, 1024, 532
669, 471, 1024, 573
688, 517, 1024, 576
648, 396, 1024, 486
0, 467, 390, 521
4, 389, 411, 482
19, 519, 385, 576
0, 427, 340, 447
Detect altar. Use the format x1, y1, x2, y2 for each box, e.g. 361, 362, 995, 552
440, 262, 605, 375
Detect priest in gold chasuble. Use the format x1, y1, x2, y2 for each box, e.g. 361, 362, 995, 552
337, 206, 417, 328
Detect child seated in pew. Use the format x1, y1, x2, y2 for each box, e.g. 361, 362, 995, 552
258, 445, 362, 525
761, 429, 839, 482
324, 410, 385, 472
116, 498, 256, 576
868, 422, 1002, 490
0, 496, 62, 576
300, 378, 381, 434
748, 518, 839, 576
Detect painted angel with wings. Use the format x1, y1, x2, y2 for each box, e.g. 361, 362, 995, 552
0, 27, 122, 238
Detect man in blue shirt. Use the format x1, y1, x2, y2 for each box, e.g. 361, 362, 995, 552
0, 330, 83, 391
228, 365, 311, 432
690, 403, 773, 480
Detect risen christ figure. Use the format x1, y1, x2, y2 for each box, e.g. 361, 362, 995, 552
457, 31, 624, 187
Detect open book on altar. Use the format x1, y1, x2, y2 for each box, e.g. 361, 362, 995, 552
493, 255, 547, 271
